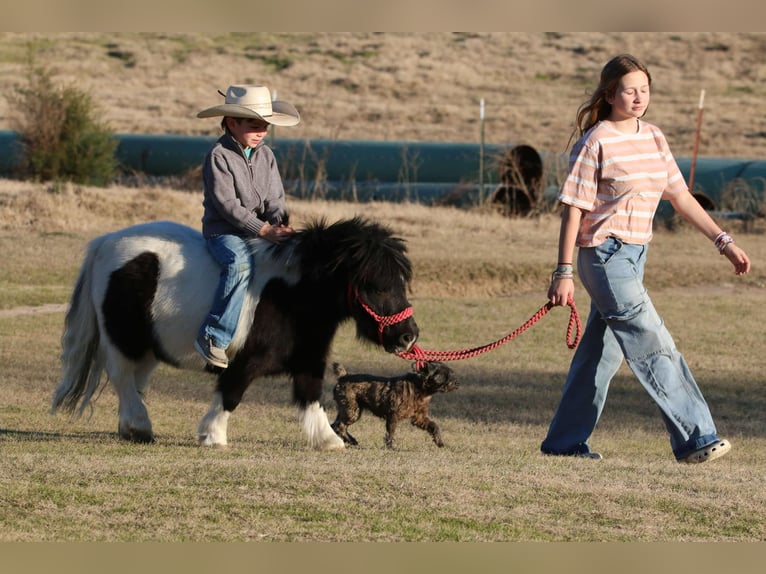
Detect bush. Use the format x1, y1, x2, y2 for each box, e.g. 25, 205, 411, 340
8, 53, 118, 187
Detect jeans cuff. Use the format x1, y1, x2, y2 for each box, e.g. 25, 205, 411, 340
673, 434, 720, 460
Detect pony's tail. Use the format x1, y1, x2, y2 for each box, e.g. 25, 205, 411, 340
51, 238, 107, 418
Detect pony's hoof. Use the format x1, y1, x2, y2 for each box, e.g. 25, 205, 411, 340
197, 433, 227, 447
119, 426, 155, 444
316, 433, 346, 451
200, 441, 229, 450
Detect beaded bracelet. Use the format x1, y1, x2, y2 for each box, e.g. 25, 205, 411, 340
713, 231, 735, 254
551, 264, 574, 281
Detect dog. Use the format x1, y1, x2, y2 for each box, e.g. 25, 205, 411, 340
330, 361, 459, 449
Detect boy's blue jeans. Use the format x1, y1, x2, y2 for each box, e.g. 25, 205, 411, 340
541, 237, 720, 460
198, 234, 252, 350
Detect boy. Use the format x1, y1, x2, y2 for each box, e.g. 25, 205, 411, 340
195, 84, 300, 368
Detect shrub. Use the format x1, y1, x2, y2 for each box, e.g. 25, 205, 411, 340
8, 52, 119, 187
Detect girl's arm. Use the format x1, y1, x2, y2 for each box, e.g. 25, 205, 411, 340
669, 190, 751, 275
548, 204, 583, 306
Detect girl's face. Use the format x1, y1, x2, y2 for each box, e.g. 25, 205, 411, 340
226, 117, 270, 148
606, 70, 650, 122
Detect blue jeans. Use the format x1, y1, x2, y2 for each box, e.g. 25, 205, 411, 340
198, 234, 252, 350
541, 237, 720, 460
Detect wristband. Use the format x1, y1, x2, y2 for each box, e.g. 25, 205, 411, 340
713, 231, 734, 254
551, 264, 574, 281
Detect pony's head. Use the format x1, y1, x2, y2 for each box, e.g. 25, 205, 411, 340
296, 217, 419, 353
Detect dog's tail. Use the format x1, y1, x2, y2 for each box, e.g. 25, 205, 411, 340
331, 362, 347, 378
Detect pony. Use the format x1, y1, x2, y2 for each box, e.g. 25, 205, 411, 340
51, 217, 419, 450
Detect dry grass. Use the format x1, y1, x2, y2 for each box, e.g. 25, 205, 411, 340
1, 182, 765, 541
1, 32, 765, 159
1, 31, 765, 548
2, 182, 764, 309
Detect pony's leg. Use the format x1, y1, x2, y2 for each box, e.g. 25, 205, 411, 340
134, 355, 158, 398
197, 362, 250, 446
295, 373, 345, 451
299, 402, 345, 450
197, 391, 230, 446
106, 350, 154, 443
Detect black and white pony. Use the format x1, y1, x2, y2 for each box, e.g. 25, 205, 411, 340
51, 217, 419, 450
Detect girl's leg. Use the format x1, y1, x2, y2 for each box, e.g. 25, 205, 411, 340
541, 300, 624, 455
579, 239, 719, 459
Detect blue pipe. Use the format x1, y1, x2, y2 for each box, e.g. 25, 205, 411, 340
1, 130, 763, 214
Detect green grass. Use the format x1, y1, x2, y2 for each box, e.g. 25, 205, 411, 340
1, 287, 765, 542
1, 187, 765, 541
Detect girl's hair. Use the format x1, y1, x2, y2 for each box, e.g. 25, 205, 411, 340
566, 54, 652, 149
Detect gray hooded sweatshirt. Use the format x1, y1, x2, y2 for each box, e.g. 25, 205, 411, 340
200, 132, 287, 238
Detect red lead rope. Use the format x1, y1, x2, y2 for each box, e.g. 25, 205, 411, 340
396, 297, 582, 363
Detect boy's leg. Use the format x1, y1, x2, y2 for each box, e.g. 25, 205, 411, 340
198, 234, 252, 360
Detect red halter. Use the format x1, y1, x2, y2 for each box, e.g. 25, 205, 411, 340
350, 286, 414, 344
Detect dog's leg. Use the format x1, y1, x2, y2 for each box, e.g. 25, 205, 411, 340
412, 414, 444, 447
344, 429, 358, 445
384, 416, 399, 449
331, 417, 359, 446
331, 393, 360, 446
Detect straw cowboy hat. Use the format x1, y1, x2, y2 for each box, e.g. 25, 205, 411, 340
197, 84, 300, 126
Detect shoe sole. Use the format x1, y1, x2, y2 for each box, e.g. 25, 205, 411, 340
543, 451, 603, 460
680, 439, 731, 463
194, 340, 229, 369
577, 452, 603, 460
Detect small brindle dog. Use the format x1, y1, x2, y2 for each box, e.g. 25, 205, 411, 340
330, 361, 459, 449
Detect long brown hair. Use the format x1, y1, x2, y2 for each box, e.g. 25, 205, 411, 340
566, 54, 652, 149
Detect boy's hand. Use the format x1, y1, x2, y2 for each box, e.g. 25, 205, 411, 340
258, 222, 294, 243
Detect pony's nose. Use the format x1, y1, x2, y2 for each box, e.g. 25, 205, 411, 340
400, 331, 418, 351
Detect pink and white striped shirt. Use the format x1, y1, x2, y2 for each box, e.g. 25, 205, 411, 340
558, 120, 688, 247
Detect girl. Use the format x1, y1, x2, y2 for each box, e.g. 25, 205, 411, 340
543, 54, 750, 462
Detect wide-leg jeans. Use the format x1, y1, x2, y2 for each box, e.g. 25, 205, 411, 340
541, 237, 720, 460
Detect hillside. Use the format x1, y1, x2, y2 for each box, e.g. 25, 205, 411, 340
1, 32, 765, 159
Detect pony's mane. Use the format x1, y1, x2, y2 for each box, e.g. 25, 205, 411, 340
293, 216, 412, 288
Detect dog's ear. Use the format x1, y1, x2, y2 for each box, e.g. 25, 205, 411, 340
415, 361, 433, 376
332, 362, 347, 377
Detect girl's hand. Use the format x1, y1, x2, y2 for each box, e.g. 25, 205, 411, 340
548, 277, 575, 307
722, 243, 751, 275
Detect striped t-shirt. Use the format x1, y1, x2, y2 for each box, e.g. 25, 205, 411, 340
558, 120, 688, 247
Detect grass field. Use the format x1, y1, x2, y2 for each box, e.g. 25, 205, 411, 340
1, 183, 764, 542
